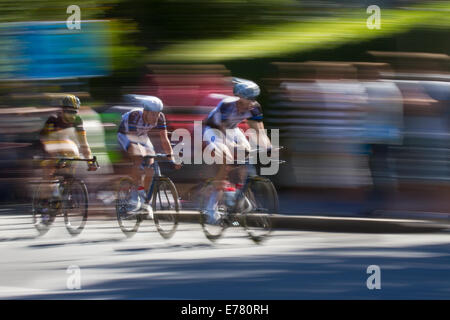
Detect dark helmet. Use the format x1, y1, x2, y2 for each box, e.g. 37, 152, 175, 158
61, 94, 81, 111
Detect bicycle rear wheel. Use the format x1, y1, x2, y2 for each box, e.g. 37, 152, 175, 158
198, 181, 228, 242
241, 177, 277, 243
116, 177, 142, 237
31, 181, 58, 236
152, 177, 179, 239
63, 179, 88, 236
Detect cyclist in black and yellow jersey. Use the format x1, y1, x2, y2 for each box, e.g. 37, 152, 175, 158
38, 95, 96, 207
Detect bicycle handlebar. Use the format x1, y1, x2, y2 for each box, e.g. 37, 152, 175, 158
143, 154, 173, 159
34, 155, 96, 161
33, 156, 100, 169
233, 159, 286, 165
247, 146, 284, 153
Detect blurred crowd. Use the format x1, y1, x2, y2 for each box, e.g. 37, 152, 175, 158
0, 52, 449, 214
265, 52, 449, 212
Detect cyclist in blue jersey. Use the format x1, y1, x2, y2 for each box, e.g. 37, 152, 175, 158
203, 79, 272, 223
117, 95, 179, 217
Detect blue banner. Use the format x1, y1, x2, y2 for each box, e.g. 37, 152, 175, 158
0, 21, 111, 80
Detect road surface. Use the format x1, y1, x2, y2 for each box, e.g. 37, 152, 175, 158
0, 206, 449, 299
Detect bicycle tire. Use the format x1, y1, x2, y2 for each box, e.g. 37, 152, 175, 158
31, 181, 58, 236
115, 177, 142, 237
241, 177, 277, 243
63, 178, 89, 236
198, 180, 228, 242
152, 177, 179, 239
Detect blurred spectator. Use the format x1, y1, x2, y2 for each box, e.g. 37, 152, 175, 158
265, 61, 371, 188
353, 62, 403, 214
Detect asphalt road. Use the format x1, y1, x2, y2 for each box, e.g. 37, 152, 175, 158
0, 206, 450, 299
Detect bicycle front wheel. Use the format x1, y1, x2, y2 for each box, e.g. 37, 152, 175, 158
152, 177, 179, 239
198, 180, 228, 242
116, 177, 142, 237
63, 179, 88, 236
241, 177, 277, 243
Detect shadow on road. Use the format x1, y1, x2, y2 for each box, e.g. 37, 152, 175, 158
10, 242, 450, 300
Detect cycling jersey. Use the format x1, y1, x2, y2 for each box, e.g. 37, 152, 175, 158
205, 97, 263, 131
117, 108, 167, 156
39, 113, 86, 157
118, 108, 166, 135
40, 113, 85, 136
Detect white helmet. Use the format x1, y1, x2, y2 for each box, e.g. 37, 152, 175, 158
126, 95, 164, 112
232, 78, 260, 100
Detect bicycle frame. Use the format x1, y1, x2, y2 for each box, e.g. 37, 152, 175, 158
36, 156, 98, 191
145, 160, 162, 204
139, 154, 171, 204
219, 156, 282, 215
228, 163, 257, 214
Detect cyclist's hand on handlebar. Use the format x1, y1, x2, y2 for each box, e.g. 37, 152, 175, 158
87, 157, 99, 171
167, 154, 182, 170
170, 160, 182, 170
80, 146, 93, 160
174, 163, 182, 170
87, 162, 97, 171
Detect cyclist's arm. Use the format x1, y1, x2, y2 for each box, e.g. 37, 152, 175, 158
155, 113, 176, 162
247, 120, 272, 149
74, 117, 92, 159
246, 103, 271, 149
76, 131, 92, 159
159, 129, 174, 160
39, 115, 57, 141
205, 104, 227, 133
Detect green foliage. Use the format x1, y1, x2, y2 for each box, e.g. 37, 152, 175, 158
0, 0, 120, 22
147, 4, 450, 63
0, 0, 145, 74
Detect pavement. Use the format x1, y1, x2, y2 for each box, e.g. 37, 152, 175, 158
1, 212, 450, 299
1, 182, 450, 235
88, 205, 450, 234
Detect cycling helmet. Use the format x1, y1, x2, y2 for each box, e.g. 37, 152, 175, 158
61, 94, 80, 111
132, 95, 164, 112
232, 78, 260, 100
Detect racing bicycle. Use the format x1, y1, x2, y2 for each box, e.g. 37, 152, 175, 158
198, 149, 283, 243
115, 153, 180, 239
31, 156, 99, 236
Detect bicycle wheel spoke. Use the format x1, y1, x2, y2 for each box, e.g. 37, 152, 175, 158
32, 182, 57, 235
153, 179, 179, 239
116, 178, 141, 236
242, 179, 277, 243
63, 180, 88, 236
198, 182, 229, 241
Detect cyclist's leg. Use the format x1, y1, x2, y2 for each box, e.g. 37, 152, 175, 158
226, 128, 256, 211
140, 136, 156, 191
127, 144, 144, 186
228, 127, 251, 185
40, 141, 79, 199
126, 135, 156, 215
139, 137, 156, 217
118, 133, 144, 211
118, 133, 144, 186
203, 127, 235, 223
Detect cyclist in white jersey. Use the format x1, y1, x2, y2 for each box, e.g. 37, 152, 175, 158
203, 79, 272, 223
117, 95, 179, 216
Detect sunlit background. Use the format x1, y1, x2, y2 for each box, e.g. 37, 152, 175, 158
0, 0, 448, 215
0, 0, 450, 300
